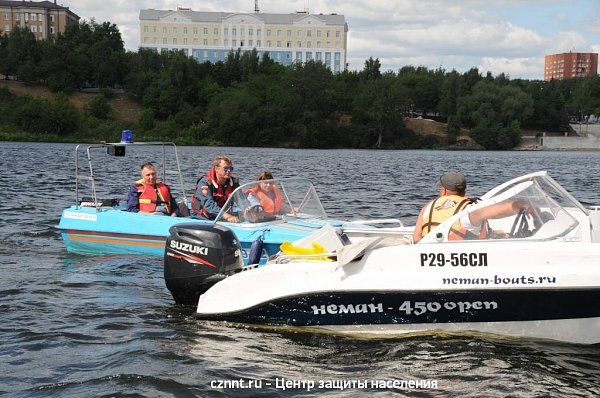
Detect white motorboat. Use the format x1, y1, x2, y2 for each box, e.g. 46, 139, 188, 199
163, 171, 600, 344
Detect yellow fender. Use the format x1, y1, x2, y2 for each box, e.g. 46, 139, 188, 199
279, 241, 333, 261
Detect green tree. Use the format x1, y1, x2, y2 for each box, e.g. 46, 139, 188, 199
87, 93, 111, 118
43, 93, 80, 135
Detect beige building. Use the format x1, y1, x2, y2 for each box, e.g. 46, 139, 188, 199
139, 7, 348, 72
0, 0, 79, 39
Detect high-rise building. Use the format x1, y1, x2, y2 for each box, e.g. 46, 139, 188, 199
139, 7, 348, 73
0, 0, 79, 39
544, 52, 598, 81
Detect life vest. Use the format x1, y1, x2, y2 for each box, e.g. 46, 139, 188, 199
245, 184, 284, 214
420, 195, 471, 238
449, 219, 490, 241
192, 168, 236, 219
135, 179, 172, 214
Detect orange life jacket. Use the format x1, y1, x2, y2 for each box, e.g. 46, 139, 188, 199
420, 195, 472, 238
449, 218, 490, 241
246, 184, 284, 214
192, 168, 236, 219
135, 179, 172, 214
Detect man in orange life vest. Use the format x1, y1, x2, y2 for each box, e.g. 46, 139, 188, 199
413, 171, 524, 242
191, 155, 240, 222
126, 162, 179, 216
413, 171, 472, 243
246, 171, 287, 215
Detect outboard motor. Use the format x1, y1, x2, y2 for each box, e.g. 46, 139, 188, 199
164, 223, 243, 306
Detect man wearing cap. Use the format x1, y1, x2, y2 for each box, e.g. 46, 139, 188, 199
413, 171, 472, 243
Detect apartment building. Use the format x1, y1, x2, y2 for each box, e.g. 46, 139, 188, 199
544, 52, 598, 81
0, 0, 79, 39
139, 7, 348, 72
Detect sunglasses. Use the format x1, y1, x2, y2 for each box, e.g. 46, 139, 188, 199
222, 166, 234, 172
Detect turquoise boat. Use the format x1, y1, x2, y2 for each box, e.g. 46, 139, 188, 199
58, 141, 395, 263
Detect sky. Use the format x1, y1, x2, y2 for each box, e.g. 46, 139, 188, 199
67, 0, 600, 80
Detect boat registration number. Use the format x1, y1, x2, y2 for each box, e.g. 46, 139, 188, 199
420, 252, 487, 267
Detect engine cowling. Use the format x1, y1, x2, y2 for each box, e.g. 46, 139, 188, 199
164, 223, 243, 306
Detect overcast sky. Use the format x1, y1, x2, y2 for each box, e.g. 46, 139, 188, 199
69, 0, 600, 80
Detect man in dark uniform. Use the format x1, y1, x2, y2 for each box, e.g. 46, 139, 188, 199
192, 155, 240, 222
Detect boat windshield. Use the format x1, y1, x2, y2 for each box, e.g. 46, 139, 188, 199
425, 172, 581, 242
214, 178, 328, 224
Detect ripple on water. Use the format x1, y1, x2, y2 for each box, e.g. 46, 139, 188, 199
1, 143, 600, 396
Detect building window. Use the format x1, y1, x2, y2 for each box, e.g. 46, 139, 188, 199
297, 41, 302, 47
203, 39, 208, 45
31, 14, 36, 21
50, 26, 55, 34
173, 27, 177, 34
306, 52, 312, 61
256, 40, 261, 47
296, 51, 302, 61
183, 27, 187, 34
144, 26, 149, 33
173, 38, 177, 44
24, 13, 28, 21
336, 31, 340, 38
163, 37, 167, 44
249, 28, 253, 36
163, 27, 167, 34
316, 52, 322, 61
193, 27, 198, 34
287, 30, 291, 36
277, 40, 281, 47
267, 40, 271, 47
38, 25, 42, 33
240, 40, 245, 47
249, 40, 253, 46
276, 29, 281, 36
326, 31, 330, 37
183, 38, 188, 45
317, 41, 321, 48
3, 12, 8, 20
232, 28, 237, 35
286, 41, 291, 48
193, 38, 198, 45
307, 41, 311, 48
214, 28, 218, 34
297, 30, 302, 37
307, 30, 312, 37
257, 28, 261, 36
204, 27, 208, 34
31, 25, 37, 32
224, 28, 228, 35
317, 30, 321, 37
267, 29, 271, 36
232, 40, 237, 47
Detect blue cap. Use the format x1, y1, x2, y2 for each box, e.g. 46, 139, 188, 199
120, 129, 133, 144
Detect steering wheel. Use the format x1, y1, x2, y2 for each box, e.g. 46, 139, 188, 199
508, 208, 532, 238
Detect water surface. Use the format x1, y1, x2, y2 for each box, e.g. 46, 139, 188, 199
0, 142, 599, 397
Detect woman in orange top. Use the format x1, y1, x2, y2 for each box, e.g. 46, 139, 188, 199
246, 172, 286, 215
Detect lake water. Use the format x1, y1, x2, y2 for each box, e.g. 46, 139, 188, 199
1, 142, 599, 397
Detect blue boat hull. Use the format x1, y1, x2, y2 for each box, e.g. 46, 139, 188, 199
58, 206, 340, 263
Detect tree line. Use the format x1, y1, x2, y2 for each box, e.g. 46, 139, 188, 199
1, 21, 600, 149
